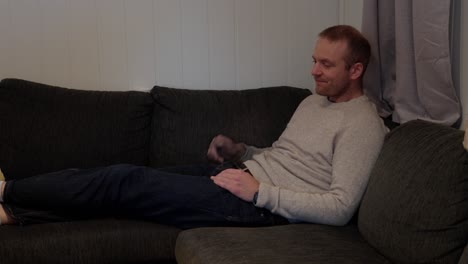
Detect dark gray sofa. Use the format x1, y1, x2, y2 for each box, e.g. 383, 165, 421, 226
0, 78, 466, 264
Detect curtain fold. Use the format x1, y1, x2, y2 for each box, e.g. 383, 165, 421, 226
362, 0, 461, 126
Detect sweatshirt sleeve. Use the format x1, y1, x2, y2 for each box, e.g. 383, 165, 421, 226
238, 146, 270, 162
255, 118, 387, 226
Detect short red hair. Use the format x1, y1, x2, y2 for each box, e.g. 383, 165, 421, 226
319, 25, 371, 71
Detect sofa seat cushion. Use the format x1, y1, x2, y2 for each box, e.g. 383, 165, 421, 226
358, 120, 468, 263
0, 218, 180, 264
150, 86, 311, 167
0, 79, 154, 179
175, 224, 388, 264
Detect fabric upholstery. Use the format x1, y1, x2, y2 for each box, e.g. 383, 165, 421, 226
358, 120, 468, 263
5, 78, 465, 263
0, 79, 153, 179
459, 243, 468, 264
149, 86, 311, 167
0, 218, 179, 264
175, 224, 389, 264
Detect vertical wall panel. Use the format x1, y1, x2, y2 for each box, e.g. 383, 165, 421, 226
69, 0, 100, 90
208, 0, 236, 90
286, 0, 316, 90
181, 0, 210, 89
261, 0, 288, 87
9, 0, 43, 82
125, 0, 156, 91
154, 0, 183, 88
0, 0, 390, 92
236, 0, 262, 89
286, 0, 341, 91
0, 0, 12, 80
341, 0, 363, 29
40, 0, 71, 88
96, 0, 128, 91
310, 0, 341, 33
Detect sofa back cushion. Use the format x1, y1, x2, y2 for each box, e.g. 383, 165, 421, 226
358, 120, 468, 263
0, 79, 153, 179
149, 86, 311, 167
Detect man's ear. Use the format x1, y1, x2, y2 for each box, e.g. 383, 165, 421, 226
349, 63, 364, 80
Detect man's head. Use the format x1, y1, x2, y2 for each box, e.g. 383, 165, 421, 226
311, 25, 371, 102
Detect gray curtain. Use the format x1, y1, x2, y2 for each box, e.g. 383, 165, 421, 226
362, 0, 461, 126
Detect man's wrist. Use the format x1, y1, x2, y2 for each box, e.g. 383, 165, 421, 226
234, 143, 247, 161
252, 191, 259, 205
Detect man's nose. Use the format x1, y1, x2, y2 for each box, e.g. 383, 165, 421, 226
311, 64, 320, 76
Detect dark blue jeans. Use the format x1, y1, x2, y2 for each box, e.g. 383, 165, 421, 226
2, 163, 288, 229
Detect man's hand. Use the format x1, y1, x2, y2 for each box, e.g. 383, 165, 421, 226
207, 135, 246, 163
211, 169, 259, 202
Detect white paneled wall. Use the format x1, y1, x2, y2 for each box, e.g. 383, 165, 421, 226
0, 0, 363, 91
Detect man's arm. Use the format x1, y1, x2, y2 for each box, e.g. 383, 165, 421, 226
255, 121, 386, 226
207, 134, 271, 164
210, 169, 259, 202
207, 135, 273, 202
207, 135, 247, 163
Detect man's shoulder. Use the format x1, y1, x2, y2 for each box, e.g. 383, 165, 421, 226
342, 96, 388, 133
345, 95, 380, 116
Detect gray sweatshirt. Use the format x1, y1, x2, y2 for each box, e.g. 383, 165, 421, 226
243, 94, 388, 226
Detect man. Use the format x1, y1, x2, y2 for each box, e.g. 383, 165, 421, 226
0, 25, 387, 228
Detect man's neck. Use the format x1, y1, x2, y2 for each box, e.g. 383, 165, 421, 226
328, 89, 363, 103
318, 79, 364, 103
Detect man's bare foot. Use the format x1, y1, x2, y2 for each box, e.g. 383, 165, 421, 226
0, 181, 15, 224
0, 203, 16, 225
0, 180, 4, 201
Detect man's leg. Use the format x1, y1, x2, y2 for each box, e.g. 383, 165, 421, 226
0, 164, 286, 228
